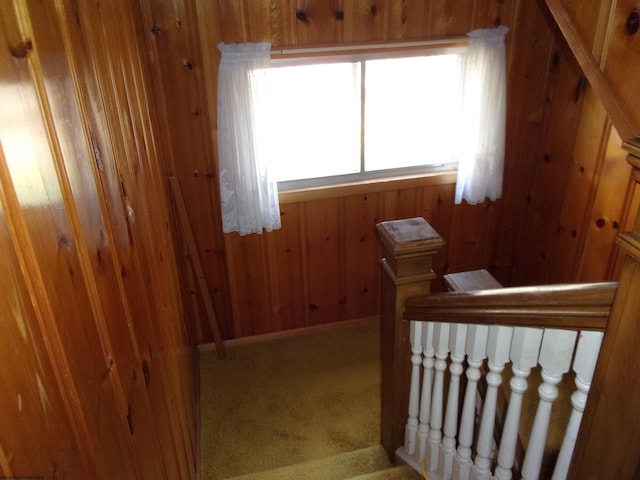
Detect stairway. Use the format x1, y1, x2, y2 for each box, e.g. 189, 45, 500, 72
223, 445, 422, 480
199, 319, 423, 480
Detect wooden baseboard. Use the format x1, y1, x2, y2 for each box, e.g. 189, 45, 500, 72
197, 316, 380, 353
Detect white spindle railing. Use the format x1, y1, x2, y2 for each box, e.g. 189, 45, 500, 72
471, 325, 512, 480
417, 321, 435, 463
521, 329, 577, 479
406, 321, 423, 456
425, 322, 450, 471
551, 331, 603, 479
453, 324, 488, 480
495, 327, 543, 480
439, 323, 467, 479
398, 322, 604, 480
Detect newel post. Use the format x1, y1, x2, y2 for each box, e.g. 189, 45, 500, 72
376, 217, 445, 460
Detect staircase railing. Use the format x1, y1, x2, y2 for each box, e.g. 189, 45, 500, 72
377, 218, 618, 480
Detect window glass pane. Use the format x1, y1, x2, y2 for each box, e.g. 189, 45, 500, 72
364, 55, 462, 172
264, 62, 361, 182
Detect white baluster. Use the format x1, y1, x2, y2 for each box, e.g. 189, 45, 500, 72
405, 321, 423, 455
453, 324, 489, 480
471, 325, 513, 480
439, 323, 468, 479
425, 322, 450, 472
417, 322, 435, 462
551, 331, 603, 480
521, 329, 577, 480
494, 327, 544, 480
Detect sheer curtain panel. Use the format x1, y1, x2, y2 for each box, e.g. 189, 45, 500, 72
454, 26, 508, 205
217, 42, 281, 235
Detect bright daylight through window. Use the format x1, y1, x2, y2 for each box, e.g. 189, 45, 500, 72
262, 52, 463, 188
217, 27, 506, 234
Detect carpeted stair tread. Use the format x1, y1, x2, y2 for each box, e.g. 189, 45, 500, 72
350, 464, 425, 480
223, 445, 392, 480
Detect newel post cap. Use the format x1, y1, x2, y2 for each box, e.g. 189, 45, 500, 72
376, 217, 444, 279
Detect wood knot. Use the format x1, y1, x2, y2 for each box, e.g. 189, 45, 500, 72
296, 10, 309, 22
58, 234, 71, 248
335, 11, 344, 20
151, 26, 161, 36
142, 360, 151, 387
574, 75, 587, 102
595, 218, 606, 228
10, 40, 33, 59
627, 11, 640, 35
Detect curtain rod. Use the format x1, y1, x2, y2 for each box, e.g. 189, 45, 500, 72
271, 36, 469, 58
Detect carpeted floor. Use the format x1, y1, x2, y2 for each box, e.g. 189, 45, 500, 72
199, 320, 386, 480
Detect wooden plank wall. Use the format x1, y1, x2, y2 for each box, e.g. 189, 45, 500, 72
1, 0, 638, 477
0, 1, 196, 479
142, 0, 638, 342
511, 0, 640, 287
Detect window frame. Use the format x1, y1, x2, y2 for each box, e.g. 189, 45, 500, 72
268, 38, 469, 193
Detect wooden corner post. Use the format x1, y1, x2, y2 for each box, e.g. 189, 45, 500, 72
568, 138, 640, 479
376, 217, 445, 461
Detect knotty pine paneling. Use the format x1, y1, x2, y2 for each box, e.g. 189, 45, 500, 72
0, 189, 88, 479
139, 0, 638, 342
578, 126, 634, 281
305, 197, 347, 325
0, 1, 196, 478
345, 193, 385, 320
488, 0, 557, 285
143, 0, 235, 342
6, 0, 637, 476
510, 0, 638, 286
511, 28, 587, 285
549, 87, 611, 281
597, 0, 640, 133
225, 232, 274, 337
561, 0, 613, 62
266, 202, 308, 331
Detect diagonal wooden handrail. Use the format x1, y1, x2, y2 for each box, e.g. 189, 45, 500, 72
545, 0, 636, 140
404, 281, 618, 331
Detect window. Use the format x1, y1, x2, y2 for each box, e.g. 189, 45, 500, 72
216, 27, 507, 235
263, 52, 464, 189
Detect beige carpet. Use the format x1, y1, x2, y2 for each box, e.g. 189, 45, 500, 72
199, 320, 395, 480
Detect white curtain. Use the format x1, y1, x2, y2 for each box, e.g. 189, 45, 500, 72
217, 42, 281, 235
455, 25, 508, 205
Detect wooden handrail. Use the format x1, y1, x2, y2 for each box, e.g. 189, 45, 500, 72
544, 0, 636, 141
404, 281, 618, 331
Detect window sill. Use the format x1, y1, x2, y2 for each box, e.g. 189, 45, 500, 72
278, 170, 457, 204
